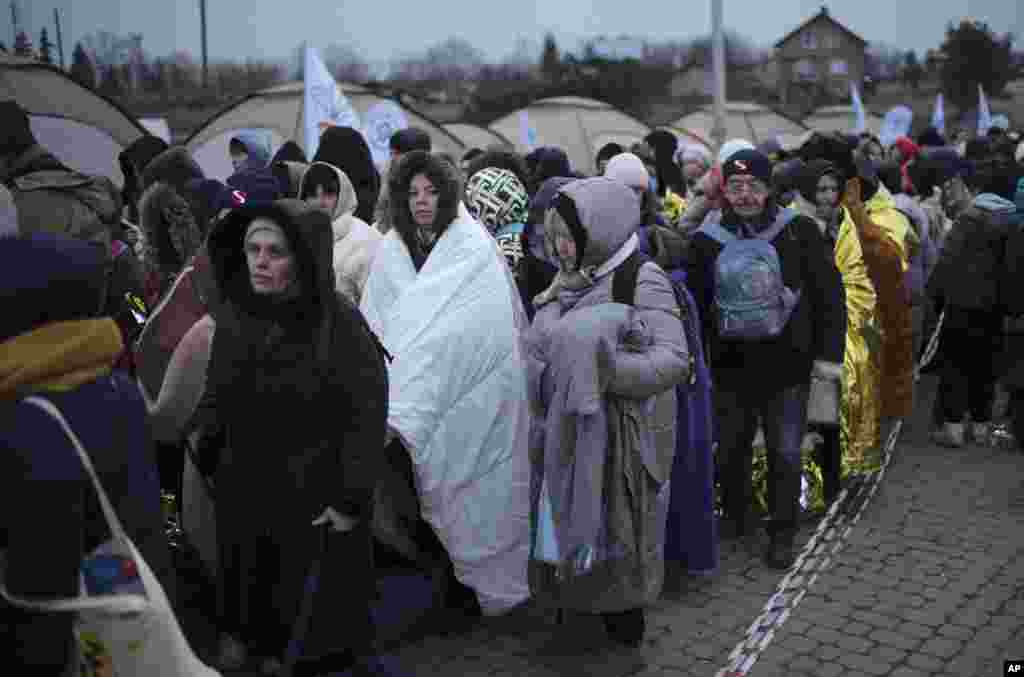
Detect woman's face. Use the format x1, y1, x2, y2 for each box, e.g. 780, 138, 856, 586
245, 219, 296, 295
816, 173, 841, 214
409, 173, 439, 228
545, 209, 578, 272
307, 185, 338, 217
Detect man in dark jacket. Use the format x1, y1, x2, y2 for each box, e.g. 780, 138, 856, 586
685, 149, 846, 568
0, 232, 172, 676
0, 101, 120, 249
926, 154, 1018, 447
0, 101, 148, 363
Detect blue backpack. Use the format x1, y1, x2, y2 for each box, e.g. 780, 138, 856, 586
698, 210, 800, 341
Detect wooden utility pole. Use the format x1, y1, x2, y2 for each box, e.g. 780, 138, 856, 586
710, 0, 727, 156
54, 8, 65, 68
199, 0, 209, 88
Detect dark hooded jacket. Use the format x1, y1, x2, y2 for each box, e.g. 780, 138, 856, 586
138, 177, 204, 307
270, 140, 306, 166
388, 150, 461, 271
140, 147, 204, 195
229, 131, 271, 173
269, 141, 308, 199
314, 126, 380, 224
0, 232, 171, 675
1, 144, 121, 250
526, 146, 571, 193
645, 130, 685, 197
119, 135, 170, 222
194, 199, 388, 654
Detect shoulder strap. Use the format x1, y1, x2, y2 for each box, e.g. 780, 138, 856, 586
757, 208, 798, 243
698, 221, 737, 245
22, 396, 130, 544
0, 396, 150, 614
612, 250, 647, 306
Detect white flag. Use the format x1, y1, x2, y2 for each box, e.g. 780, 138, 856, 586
931, 93, 945, 135
519, 110, 538, 150
850, 81, 866, 134
879, 105, 914, 148
304, 45, 361, 159
363, 101, 409, 169
977, 84, 992, 137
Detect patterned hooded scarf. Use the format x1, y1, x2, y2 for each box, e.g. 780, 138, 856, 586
465, 167, 529, 234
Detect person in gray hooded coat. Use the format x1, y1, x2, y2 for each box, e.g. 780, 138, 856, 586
525, 176, 689, 648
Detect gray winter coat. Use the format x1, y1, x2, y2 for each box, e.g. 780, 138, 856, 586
525, 177, 688, 613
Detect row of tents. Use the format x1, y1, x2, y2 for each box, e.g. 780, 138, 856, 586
3, 53, 889, 187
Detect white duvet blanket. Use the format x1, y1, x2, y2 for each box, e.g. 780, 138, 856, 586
360, 204, 531, 614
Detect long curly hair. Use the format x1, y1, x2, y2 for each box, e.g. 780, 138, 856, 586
388, 151, 461, 264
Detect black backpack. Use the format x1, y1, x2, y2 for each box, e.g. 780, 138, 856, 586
611, 251, 696, 387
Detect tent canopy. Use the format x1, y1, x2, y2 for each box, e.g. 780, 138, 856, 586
801, 105, 884, 137
488, 96, 651, 176
0, 55, 148, 186
443, 123, 512, 153
186, 81, 465, 181
672, 101, 808, 149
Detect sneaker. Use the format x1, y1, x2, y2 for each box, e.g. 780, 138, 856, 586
970, 422, 990, 446
216, 634, 247, 672
932, 422, 965, 448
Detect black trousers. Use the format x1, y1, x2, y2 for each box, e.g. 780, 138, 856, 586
814, 427, 842, 506
938, 308, 1003, 424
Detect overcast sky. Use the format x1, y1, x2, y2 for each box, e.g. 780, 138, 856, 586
5, 0, 1021, 70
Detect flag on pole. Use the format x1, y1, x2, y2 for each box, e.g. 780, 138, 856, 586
519, 110, 538, 150
850, 81, 866, 134
363, 101, 409, 169
304, 45, 361, 159
931, 93, 945, 135
879, 105, 914, 148
977, 84, 992, 137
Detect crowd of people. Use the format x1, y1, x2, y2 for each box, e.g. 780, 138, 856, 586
2, 93, 1023, 676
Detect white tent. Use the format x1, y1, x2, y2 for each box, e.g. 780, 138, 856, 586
0, 55, 149, 187
186, 81, 466, 181
672, 102, 808, 149
443, 123, 512, 152
489, 97, 651, 176
139, 117, 172, 144
801, 105, 884, 137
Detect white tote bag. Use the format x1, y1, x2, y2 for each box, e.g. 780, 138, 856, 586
0, 395, 221, 677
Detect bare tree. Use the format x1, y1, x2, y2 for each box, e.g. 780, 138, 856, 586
388, 36, 484, 99
81, 30, 122, 68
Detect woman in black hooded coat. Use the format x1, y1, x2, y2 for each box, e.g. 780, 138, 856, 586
312, 127, 380, 224
194, 199, 389, 675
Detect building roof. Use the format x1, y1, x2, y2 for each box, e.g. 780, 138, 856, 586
774, 6, 867, 49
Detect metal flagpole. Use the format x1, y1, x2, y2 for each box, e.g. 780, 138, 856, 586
54, 8, 66, 69
711, 0, 726, 157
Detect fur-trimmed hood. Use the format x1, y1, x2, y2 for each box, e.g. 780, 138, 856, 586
138, 181, 203, 285
388, 150, 462, 267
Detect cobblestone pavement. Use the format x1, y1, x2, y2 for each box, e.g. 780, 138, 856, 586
388, 380, 1024, 677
